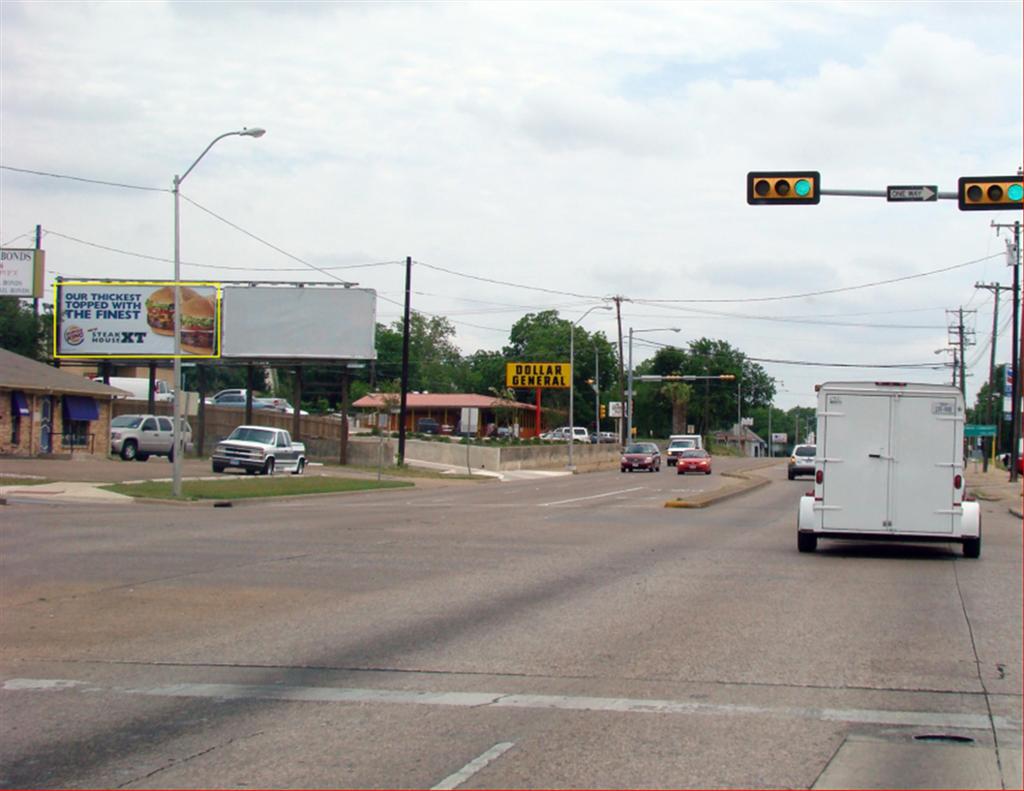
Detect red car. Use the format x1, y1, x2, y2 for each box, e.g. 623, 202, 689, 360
676, 448, 712, 475
620, 442, 661, 473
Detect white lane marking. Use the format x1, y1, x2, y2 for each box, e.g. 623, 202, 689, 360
540, 487, 645, 506
4, 679, 1017, 732
431, 742, 515, 790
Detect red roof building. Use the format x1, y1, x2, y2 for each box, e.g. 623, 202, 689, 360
352, 392, 539, 436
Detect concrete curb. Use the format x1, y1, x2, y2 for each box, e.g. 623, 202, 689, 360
664, 469, 771, 509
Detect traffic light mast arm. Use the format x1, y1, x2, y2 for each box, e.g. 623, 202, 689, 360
819, 188, 957, 199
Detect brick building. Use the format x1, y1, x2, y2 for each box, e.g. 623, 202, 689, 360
1, 348, 126, 457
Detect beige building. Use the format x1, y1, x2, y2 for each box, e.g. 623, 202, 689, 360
0, 348, 126, 457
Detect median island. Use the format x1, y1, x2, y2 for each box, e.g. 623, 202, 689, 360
102, 475, 414, 501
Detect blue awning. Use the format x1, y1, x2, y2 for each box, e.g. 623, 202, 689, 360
63, 395, 99, 421
11, 391, 30, 417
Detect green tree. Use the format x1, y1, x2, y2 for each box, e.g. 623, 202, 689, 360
0, 297, 50, 361
659, 381, 694, 434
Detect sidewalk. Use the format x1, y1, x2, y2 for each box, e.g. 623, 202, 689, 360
966, 464, 1024, 518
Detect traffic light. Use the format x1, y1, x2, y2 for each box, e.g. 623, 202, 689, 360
599, 404, 607, 418
719, 374, 736, 381
958, 175, 1023, 211
747, 171, 820, 205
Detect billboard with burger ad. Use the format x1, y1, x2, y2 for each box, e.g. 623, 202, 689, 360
55, 281, 220, 358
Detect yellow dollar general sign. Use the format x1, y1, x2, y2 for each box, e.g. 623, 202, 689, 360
506, 362, 571, 388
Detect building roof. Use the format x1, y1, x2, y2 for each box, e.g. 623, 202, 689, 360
353, 392, 537, 411
715, 424, 767, 443
0, 348, 128, 399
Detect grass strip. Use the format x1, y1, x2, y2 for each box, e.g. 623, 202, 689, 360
102, 475, 414, 501
0, 477, 55, 487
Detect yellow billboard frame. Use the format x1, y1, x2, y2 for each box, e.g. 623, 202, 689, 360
505, 362, 571, 389
54, 280, 222, 360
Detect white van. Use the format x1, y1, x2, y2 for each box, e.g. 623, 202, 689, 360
666, 434, 703, 465
797, 381, 980, 557
96, 376, 173, 402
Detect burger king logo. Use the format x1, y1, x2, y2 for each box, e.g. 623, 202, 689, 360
64, 325, 85, 346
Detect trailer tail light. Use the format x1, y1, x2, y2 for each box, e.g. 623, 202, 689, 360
953, 474, 963, 490
815, 470, 824, 484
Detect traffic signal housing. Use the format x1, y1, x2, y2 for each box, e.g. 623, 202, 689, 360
747, 171, 820, 205
958, 175, 1023, 211
599, 404, 607, 418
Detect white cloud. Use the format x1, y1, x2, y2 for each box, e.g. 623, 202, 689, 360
1, 0, 1020, 410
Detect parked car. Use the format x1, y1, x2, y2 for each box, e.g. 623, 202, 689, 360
590, 431, 618, 444
544, 426, 591, 442
788, 444, 816, 480
211, 425, 307, 475
620, 442, 661, 472
110, 414, 192, 462
416, 417, 441, 434
676, 448, 712, 475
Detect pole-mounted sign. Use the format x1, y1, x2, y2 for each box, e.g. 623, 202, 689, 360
887, 185, 938, 202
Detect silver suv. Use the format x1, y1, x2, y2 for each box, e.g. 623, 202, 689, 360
110, 414, 193, 462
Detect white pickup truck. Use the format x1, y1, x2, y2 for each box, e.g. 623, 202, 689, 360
797, 381, 981, 557
211, 425, 307, 476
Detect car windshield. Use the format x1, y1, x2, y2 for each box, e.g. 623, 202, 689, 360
227, 427, 276, 444
681, 449, 706, 458
111, 416, 144, 428
795, 446, 816, 457
625, 444, 655, 454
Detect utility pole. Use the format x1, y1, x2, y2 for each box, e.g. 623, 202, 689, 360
614, 296, 625, 443
946, 308, 975, 400
993, 216, 1022, 482
975, 281, 1007, 466
398, 255, 412, 466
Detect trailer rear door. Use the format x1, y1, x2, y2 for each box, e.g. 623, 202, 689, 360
820, 391, 892, 532
889, 393, 958, 535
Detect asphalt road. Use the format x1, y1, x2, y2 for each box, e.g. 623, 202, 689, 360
1, 463, 1020, 789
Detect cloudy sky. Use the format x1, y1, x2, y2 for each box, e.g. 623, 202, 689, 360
2, 0, 1021, 411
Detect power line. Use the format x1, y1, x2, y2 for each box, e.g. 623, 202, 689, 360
1, 164, 166, 193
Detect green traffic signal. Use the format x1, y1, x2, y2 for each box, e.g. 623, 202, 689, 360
747, 171, 821, 205
958, 175, 1024, 211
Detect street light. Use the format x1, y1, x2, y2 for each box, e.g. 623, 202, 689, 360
171, 127, 265, 498
567, 305, 612, 471
627, 327, 681, 442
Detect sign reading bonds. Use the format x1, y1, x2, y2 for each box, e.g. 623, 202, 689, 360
0, 248, 45, 297
506, 362, 571, 389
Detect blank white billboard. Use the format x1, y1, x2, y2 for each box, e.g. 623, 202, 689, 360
221, 286, 376, 360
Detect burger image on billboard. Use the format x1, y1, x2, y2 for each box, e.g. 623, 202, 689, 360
180, 295, 216, 354
145, 285, 198, 335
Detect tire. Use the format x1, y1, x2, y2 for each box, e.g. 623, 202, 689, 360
167, 446, 174, 463
705, 470, 711, 475
963, 535, 981, 559
292, 459, 305, 476
120, 440, 138, 461
787, 470, 795, 480
212, 463, 225, 473
797, 531, 817, 553
262, 457, 275, 476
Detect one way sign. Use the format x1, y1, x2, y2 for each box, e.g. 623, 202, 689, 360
887, 185, 938, 202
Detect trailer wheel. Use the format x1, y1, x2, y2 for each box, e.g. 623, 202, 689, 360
962, 535, 981, 559
797, 531, 817, 553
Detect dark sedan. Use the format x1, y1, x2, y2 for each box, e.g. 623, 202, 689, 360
620, 442, 661, 473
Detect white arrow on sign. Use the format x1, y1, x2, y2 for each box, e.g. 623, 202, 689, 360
887, 185, 938, 202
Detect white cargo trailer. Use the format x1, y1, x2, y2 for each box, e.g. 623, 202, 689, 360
797, 381, 981, 557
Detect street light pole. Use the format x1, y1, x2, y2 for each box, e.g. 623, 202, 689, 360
626, 327, 681, 442
171, 127, 265, 498
567, 305, 611, 471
